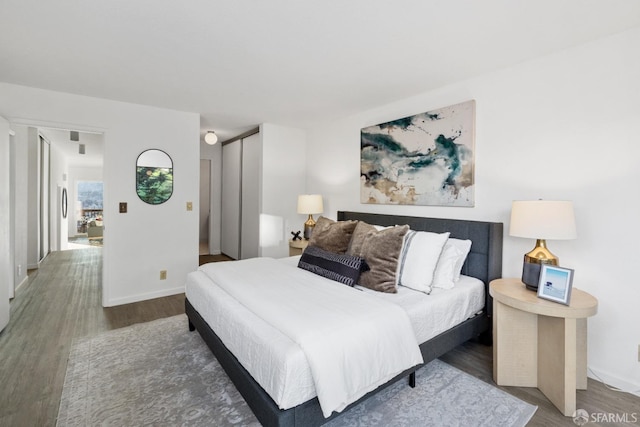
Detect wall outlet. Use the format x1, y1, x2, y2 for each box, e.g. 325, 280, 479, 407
160, 270, 167, 280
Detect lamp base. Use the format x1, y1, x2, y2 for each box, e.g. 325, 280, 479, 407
303, 215, 316, 240
522, 262, 543, 291
521, 239, 559, 291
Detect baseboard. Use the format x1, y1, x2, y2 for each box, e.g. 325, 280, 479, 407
102, 286, 185, 307
588, 366, 640, 397
15, 276, 28, 293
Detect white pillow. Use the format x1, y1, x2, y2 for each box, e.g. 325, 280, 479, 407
397, 230, 450, 293
432, 238, 472, 289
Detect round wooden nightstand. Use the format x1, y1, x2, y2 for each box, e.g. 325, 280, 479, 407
490, 278, 598, 416
288, 239, 309, 256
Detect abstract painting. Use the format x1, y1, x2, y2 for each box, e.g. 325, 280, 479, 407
360, 100, 475, 206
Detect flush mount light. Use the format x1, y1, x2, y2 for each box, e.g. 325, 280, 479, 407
204, 131, 218, 145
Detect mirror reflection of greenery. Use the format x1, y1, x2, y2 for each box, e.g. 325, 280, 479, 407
136, 167, 173, 204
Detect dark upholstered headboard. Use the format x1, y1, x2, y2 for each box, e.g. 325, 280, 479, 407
337, 211, 503, 315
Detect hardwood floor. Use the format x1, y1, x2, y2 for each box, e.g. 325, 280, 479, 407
0, 248, 638, 426
0, 248, 184, 426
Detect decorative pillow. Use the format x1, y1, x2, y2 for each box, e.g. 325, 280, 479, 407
346, 221, 377, 255
348, 222, 410, 293
451, 238, 472, 281
431, 238, 472, 289
397, 230, 450, 293
430, 243, 462, 290
298, 245, 369, 287
308, 216, 358, 254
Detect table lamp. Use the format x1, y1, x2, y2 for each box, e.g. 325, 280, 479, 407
509, 200, 577, 291
297, 194, 323, 240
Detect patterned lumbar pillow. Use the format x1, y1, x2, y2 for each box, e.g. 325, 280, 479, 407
298, 245, 369, 287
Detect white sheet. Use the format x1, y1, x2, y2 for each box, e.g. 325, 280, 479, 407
186, 270, 316, 409
279, 256, 485, 343
186, 256, 484, 412
196, 257, 423, 417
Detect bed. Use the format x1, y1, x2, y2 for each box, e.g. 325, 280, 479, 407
185, 211, 503, 426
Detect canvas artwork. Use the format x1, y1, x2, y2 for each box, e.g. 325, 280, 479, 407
360, 100, 475, 206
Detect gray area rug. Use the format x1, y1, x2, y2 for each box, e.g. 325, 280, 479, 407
57, 315, 536, 426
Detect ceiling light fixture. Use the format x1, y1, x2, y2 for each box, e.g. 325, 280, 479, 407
204, 131, 218, 145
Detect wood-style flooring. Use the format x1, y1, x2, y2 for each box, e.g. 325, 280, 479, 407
0, 248, 638, 426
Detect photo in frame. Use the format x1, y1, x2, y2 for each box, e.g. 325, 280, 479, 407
537, 265, 574, 305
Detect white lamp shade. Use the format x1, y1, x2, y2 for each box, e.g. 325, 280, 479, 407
297, 194, 323, 215
204, 131, 218, 145
510, 200, 577, 240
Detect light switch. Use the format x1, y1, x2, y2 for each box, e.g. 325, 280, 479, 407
119, 202, 127, 213
186, 202, 193, 211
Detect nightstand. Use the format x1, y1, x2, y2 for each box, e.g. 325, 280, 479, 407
490, 278, 598, 416
288, 239, 309, 256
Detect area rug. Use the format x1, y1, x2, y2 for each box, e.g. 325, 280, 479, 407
57, 315, 536, 427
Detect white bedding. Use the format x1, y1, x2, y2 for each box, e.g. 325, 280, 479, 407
185, 256, 485, 413
279, 256, 485, 343
194, 257, 423, 417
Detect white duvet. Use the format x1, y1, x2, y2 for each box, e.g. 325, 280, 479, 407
197, 257, 424, 418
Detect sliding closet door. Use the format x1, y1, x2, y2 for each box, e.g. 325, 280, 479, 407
39, 136, 50, 262
240, 133, 260, 259
221, 140, 241, 259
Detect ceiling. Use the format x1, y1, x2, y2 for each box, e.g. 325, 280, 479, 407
2, 0, 640, 143
39, 128, 103, 168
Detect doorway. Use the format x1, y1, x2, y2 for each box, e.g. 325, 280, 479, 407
68, 180, 104, 249
199, 159, 211, 255
37, 128, 104, 252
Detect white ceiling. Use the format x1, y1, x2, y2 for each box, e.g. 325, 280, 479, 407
2, 0, 640, 143
39, 128, 104, 168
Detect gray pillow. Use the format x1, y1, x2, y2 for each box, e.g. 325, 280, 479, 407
308, 216, 358, 254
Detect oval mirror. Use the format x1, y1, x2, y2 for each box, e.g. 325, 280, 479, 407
62, 187, 68, 218
136, 149, 173, 205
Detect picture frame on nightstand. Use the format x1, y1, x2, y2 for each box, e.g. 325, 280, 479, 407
537, 265, 574, 305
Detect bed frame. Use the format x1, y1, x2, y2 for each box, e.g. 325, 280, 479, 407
185, 211, 503, 427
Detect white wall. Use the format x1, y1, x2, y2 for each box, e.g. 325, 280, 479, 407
0, 83, 200, 307
0, 116, 11, 331
10, 126, 28, 293
259, 123, 307, 259
305, 27, 640, 394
